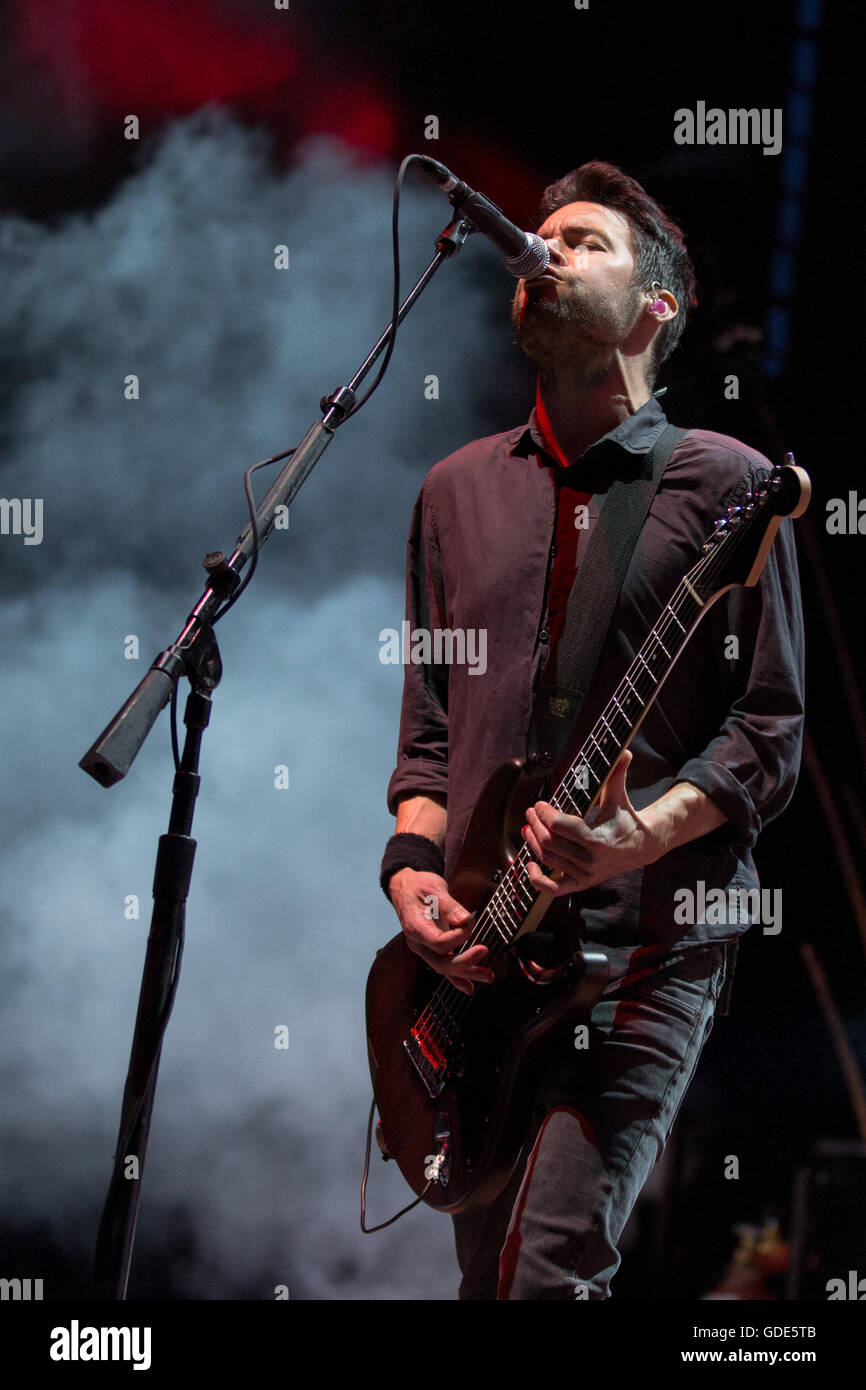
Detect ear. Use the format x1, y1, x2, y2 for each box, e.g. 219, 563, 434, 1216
646, 287, 679, 323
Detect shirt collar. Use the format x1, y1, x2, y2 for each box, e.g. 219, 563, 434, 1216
507, 392, 669, 480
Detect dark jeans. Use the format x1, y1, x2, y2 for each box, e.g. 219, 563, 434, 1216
452, 942, 728, 1299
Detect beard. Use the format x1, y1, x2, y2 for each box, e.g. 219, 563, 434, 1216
510, 275, 641, 374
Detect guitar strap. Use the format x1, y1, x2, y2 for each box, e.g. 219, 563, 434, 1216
526, 422, 687, 773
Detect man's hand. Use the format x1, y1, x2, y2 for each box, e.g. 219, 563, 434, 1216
388, 868, 494, 995
523, 749, 662, 895
523, 749, 728, 895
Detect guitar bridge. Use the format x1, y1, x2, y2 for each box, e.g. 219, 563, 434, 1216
404, 1022, 448, 1098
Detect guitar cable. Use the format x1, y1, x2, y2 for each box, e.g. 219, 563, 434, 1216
360, 1096, 434, 1232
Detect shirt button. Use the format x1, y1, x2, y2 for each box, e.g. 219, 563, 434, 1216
539, 629, 550, 644
549, 544, 557, 558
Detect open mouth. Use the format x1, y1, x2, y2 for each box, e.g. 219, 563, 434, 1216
526, 272, 560, 290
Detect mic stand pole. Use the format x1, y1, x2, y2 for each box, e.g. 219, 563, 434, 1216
84, 211, 472, 1300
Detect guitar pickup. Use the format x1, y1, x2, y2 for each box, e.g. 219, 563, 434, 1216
405, 1024, 448, 1098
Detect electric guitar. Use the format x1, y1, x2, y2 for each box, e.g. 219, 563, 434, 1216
366, 457, 810, 1214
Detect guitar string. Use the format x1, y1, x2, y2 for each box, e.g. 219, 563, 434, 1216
413, 584, 698, 1044
411, 494, 761, 1047
437, 597, 696, 1033
415, 575, 707, 1044
420, 600, 694, 1044
416, 568, 707, 1040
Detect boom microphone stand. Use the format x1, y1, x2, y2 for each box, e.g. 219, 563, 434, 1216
82, 197, 473, 1300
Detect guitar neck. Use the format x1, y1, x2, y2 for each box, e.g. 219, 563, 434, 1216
551, 574, 707, 819
472, 575, 708, 956
471, 492, 763, 956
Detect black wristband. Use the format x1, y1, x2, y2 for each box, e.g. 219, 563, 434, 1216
380, 832, 445, 900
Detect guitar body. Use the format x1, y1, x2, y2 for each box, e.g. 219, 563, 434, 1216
366, 759, 609, 1214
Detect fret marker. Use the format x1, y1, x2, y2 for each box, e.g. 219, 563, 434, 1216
624, 676, 645, 707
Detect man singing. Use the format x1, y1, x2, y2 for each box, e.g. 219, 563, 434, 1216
379, 162, 805, 1299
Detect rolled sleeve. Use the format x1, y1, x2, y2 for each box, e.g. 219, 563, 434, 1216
385, 479, 450, 815
674, 509, 805, 848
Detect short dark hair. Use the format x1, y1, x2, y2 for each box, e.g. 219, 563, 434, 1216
537, 161, 696, 383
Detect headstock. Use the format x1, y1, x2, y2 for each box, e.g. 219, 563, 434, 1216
692, 454, 810, 598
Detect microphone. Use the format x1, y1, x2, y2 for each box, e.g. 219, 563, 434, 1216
417, 156, 550, 280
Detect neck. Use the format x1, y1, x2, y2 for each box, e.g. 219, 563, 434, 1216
535, 356, 652, 467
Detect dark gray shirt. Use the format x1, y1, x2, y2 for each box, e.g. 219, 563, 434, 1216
386, 395, 805, 978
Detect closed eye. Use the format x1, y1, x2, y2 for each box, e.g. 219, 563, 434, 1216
561, 224, 615, 252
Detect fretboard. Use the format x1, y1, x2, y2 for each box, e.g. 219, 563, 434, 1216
470, 572, 707, 958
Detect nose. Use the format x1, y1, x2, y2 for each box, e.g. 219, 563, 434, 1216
543, 237, 569, 269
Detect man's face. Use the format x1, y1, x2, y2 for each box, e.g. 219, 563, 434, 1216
510, 200, 644, 366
